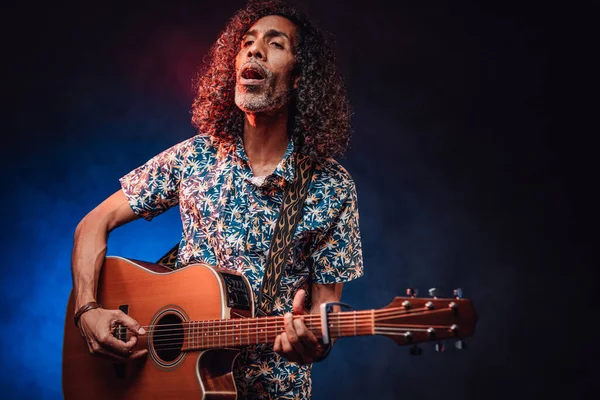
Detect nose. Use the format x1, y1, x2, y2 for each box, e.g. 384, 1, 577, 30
247, 41, 265, 61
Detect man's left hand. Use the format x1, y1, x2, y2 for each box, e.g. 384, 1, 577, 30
273, 289, 327, 365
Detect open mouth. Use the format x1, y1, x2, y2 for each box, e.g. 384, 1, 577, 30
240, 64, 266, 81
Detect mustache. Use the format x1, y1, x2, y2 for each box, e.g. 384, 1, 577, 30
238, 61, 272, 79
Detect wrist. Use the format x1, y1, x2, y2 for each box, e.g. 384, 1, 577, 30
314, 340, 333, 363
73, 301, 102, 329
74, 293, 97, 313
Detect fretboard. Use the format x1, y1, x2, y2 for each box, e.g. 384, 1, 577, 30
178, 310, 375, 351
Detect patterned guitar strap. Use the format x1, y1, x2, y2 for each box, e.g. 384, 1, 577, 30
156, 152, 316, 317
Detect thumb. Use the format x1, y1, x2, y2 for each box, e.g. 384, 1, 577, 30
292, 289, 308, 315
116, 311, 146, 335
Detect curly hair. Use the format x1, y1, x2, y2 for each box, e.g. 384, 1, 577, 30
190, 0, 352, 159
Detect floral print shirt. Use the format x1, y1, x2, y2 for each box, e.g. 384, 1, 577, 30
120, 134, 364, 399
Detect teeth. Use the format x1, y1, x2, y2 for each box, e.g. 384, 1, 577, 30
242, 66, 264, 80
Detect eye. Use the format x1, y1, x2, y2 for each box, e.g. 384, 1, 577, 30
270, 42, 284, 49
242, 40, 254, 48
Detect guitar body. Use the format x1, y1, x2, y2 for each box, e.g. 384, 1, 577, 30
62, 256, 254, 400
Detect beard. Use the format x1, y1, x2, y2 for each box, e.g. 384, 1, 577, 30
235, 74, 293, 113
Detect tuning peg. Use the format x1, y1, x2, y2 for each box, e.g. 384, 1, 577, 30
428, 288, 438, 298
434, 342, 445, 352
409, 345, 423, 355
454, 339, 467, 350
406, 288, 418, 297
453, 288, 463, 299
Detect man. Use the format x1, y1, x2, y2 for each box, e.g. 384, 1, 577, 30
71, 0, 363, 398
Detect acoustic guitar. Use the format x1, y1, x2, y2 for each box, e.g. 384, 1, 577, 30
62, 256, 478, 399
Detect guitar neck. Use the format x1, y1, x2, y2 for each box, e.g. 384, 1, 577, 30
180, 310, 374, 351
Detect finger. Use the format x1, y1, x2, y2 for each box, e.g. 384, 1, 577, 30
274, 334, 282, 353
115, 311, 146, 335
88, 340, 127, 363
284, 313, 305, 357
292, 289, 307, 315
129, 349, 149, 360
293, 317, 319, 349
280, 332, 303, 363
99, 332, 139, 356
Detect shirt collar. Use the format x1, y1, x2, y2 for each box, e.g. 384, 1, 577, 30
235, 136, 296, 184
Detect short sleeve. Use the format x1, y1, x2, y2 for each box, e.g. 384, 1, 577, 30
119, 137, 197, 221
311, 181, 364, 284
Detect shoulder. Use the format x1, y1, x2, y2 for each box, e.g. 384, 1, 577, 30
313, 157, 357, 195
165, 133, 226, 160
188, 133, 220, 153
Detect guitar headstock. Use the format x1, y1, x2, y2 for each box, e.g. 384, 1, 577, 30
375, 288, 478, 353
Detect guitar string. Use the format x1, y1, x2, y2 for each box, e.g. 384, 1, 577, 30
148, 327, 453, 352
114, 307, 453, 343
145, 322, 448, 344
150, 326, 454, 350
115, 310, 458, 349
129, 306, 450, 331
141, 314, 451, 342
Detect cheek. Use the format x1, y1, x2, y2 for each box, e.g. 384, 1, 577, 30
235, 51, 244, 73
274, 61, 296, 85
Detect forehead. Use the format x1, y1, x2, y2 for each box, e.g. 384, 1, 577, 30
245, 15, 297, 40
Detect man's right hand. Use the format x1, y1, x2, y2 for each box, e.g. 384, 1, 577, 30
78, 308, 148, 363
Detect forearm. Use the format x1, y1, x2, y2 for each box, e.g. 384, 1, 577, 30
309, 282, 343, 314
71, 215, 109, 312
70, 190, 139, 312
309, 282, 344, 346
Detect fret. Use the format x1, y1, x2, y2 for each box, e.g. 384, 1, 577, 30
239, 319, 242, 346
371, 310, 375, 335
186, 321, 190, 350
247, 318, 250, 346
201, 320, 204, 349
190, 321, 194, 350
194, 321, 197, 349
192, 321, 196, 350
234, 320, 238, 345
337, 313, 341, 339
354, 311, 357, 337
256, 317, 259, 345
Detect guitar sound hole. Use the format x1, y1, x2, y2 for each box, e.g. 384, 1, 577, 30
153, 313, 184, 362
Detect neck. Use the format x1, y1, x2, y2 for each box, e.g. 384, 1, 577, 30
243, 107, 290, 177
179, 311, 376, 351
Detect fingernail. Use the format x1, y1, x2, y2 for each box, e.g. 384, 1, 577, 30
139, 328, 146, 335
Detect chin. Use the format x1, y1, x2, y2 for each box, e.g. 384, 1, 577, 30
235, 93, 270, 113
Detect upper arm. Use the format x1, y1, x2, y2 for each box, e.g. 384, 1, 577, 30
79, 189, 139, 234
310, 179, 364, 285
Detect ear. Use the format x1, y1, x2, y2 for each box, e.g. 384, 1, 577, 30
293, 74, 301, 89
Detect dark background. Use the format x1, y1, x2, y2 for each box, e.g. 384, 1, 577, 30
2, 0, 598, 399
